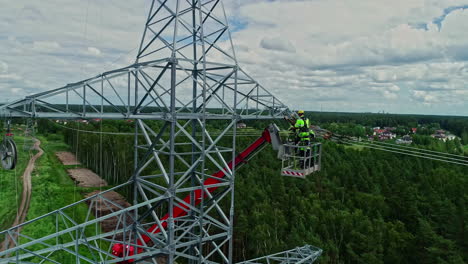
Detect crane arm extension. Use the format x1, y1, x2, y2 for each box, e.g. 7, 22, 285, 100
142, 128, 271, 242
112, 128, 274, 260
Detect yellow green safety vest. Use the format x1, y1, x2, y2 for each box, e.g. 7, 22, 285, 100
295, 117, 312, 141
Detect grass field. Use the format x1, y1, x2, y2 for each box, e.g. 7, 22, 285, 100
16, 135, 108, 262
0, 133, 111, 262
0, 136, 30, 238
21, 135, 89, 224
344, 144, 365, 151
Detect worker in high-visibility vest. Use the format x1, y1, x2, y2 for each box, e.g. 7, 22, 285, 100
293, 110, 315, 169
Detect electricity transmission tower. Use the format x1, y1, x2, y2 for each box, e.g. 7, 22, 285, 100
0, 0, 321, 263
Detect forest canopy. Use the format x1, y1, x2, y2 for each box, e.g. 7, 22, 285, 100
36, 112, 468, 263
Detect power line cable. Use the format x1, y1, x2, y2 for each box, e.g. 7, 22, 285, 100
53, 120, 468, 167
344, 138, 468, 164
50, 120, 268, 137
341, 138, 468, 167
368, 139, 467, 159
331, 133, 468, 160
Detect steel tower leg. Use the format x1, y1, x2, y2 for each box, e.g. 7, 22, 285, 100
189, 0, 199, 261
0, 0, 299, 263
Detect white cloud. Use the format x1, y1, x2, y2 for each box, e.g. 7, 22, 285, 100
0, 61, 8, 74
0, 0, 467, 115
383, 91, 398, 100
260, 37, 296, 53
85, 47, 102, 56
11, 88, 24, 95
412, 90, 438, 104
229, 0, 468, 114
32, 41, 61, 52
388, 84, 401, 92
0, 73, 22, 81
369, 83, 401, 100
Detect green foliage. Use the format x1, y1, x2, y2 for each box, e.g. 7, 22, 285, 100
322, 123, 367, 137
19, 137, 103, 262
0, 136, 29, 238
462, 130, 468, 145
233, 141, 468, 263
46, 133, 63, 141
34, 116, 468, 263
61, 121, 134, 185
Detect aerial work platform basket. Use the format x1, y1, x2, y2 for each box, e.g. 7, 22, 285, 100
266, 124, 322, 179
280, 142, 322, 178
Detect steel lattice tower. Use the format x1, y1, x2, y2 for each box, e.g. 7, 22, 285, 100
0, 1, 321, 263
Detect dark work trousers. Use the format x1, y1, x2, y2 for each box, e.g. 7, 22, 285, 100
298, 140, 310, 169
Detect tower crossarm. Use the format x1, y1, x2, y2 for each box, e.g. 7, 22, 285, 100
0, 60, 289, 121
237, 245, 323, 264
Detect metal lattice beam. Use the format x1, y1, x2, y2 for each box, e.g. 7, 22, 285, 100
237, 245, 323, 264
0, 0, 321, 263
0, 59, 288, 120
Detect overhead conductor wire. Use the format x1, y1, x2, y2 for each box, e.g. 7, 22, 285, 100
335, 134, 468, 163
53, 118, 468, 168
340, 137, 468, 167
366, 139, 467, 159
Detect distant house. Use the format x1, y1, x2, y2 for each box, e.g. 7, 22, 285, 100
433, 129, 446, 136
55, 120, 67, 125
76, 119, 89, 124
432, 134, 443, 140
402, 135, 412, 141
396, 139, 410, 144
396, 135, 412, 144
430, 129, 456, 142
379, 133, 396, 141
237, 122, 247, 129
431, 133, 458, 142
446, 134, 457, 141
373, 129, 385, 136
374, 127, 396, 141
411, 128, 417, 134
379, 135, 390, 141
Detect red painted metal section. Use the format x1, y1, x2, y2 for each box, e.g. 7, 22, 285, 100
112, 128, 272, 261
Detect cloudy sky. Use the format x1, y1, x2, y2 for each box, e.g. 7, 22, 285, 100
1, 0, 468, 116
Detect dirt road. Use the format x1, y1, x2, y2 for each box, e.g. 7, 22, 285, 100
55, 151, 80, 166
67, 168, 107, 187
1, 138, 44, 251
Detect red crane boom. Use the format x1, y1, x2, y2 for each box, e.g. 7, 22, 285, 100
112, 128, 273, 262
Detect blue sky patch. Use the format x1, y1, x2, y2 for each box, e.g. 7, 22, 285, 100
433, 5, 468, 31
229, 18, 248, 33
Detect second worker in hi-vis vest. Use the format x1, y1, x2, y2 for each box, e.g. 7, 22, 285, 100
294, 110, 315, 169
